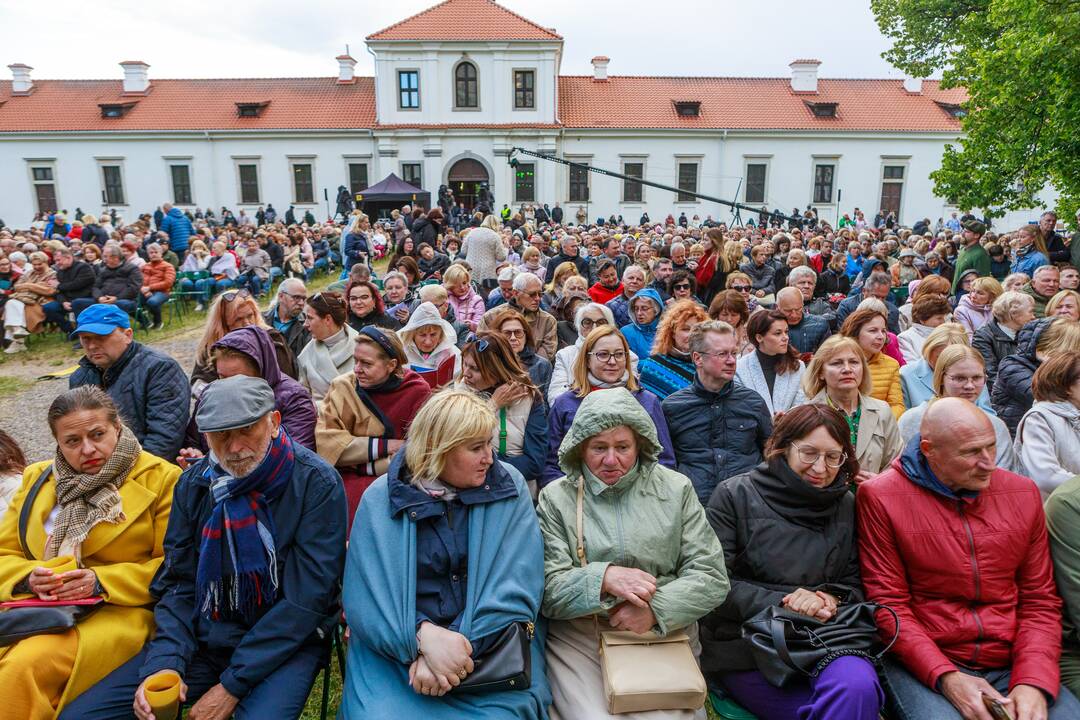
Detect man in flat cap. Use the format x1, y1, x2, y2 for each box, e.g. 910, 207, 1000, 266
952, 219, 991, 294
61, 375, 347, 720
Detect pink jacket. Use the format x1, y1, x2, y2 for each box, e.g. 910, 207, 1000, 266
953, 294, 994, 337
447, 286, 485, 330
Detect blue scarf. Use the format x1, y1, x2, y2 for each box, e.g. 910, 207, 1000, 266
197, 429, 295, 622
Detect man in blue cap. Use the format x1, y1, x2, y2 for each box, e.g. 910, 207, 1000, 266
60, 375, 346, 720
68, 303, 190, 462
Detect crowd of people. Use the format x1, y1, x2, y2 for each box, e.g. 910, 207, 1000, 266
2, 197, 1080, 720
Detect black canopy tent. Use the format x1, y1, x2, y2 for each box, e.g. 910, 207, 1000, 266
355, 173, 431, 220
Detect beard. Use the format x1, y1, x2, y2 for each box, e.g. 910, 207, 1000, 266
219, 452, 262, 478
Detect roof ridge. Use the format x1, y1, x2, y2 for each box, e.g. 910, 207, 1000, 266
366, 0, 561, 41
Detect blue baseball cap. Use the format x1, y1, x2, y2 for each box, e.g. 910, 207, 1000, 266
69, 303, 131, 339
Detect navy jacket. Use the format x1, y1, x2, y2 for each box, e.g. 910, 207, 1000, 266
92, 261, 142, 301
140, 441, 347, 697
662, 377, 773, 504
833, 293, 900, 334
991, 318, 1049, 436
70, 342, 190, 461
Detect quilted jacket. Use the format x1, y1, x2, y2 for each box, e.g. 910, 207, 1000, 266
991, 318, 1050, 436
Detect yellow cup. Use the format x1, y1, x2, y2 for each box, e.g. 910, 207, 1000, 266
143, 670, 181, 720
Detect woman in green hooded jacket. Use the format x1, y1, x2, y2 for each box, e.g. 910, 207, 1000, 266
537, 387, 729, 719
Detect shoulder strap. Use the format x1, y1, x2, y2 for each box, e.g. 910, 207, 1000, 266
575, 477, 586, 568
19, 463, 53, 561
498, 408, 508, 456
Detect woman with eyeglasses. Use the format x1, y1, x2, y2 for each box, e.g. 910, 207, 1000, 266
701, 404, 885, 720
802, 336, 903, 481
898, 345, 1017, 471
190, 288, 297, 397
550, 302, 639, 398
735, 308, 807, 418
543, 324, 675, 488
346, 279, 400, 332
398, 300, 462, 384
298, 291, 358, 402
620, 287, 665, 361
551, 289, 590, 350
316, 327, 432, 525
667, 270, 700, 305
725, 272, 760, 315
492, 309, 552, 401
639, 299, 709, 400
458, 332, 546, 498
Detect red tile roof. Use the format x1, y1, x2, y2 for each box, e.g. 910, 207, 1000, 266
557, 76, 967, 132
366, 0, 562, 41
0, 74, 967, 134
0, 77, 376, 132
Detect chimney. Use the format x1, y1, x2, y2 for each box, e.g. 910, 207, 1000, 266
591, 56, 610, 82
336, 54, 357, 84
8, 64, 33, 94
788, 59, 821, 93
119, 60, 150, 94
903, 77, 923, 94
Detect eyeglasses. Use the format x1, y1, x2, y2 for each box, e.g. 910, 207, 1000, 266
466, 333, 491, 352
673, 283, 691, 291
731, 285, 752, 292
502, 328, 526, 339
945, 373, 986, 386
588, 350, 627, 364
281, 292, 307, 303
696, 350, 738, 361
791, 442, 848, 468
521, 290, 542, 298
221, 289, 252, 302
579, 318, 609, 330
310, 292, 344, 306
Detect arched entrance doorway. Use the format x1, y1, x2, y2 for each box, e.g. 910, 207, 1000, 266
447, 158, 489, 211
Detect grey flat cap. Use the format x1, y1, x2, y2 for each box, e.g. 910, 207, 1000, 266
196, 375, 276, 433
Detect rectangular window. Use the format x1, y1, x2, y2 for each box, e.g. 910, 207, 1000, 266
677, 162, 698, 202
398, 70, 420, 109
170, 164, 193, 205
569, 164, 589, 203
880, 165, 905, 218
401, 163, 423, 188
813, 163, 835, 204
348, 163, 369, 196
238, 164, 260, 204
623, 162, 644, 203
101, 164, 125, 205
515, 163, 535, 202
513, 70, 535, 109
29, 165, 57, 214
745, 163, 767, 204
292, 162, 314, 204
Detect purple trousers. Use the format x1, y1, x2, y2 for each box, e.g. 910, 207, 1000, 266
720, 656, 884, 720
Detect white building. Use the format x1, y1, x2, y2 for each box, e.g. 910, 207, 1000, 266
0, 0, 1052, 229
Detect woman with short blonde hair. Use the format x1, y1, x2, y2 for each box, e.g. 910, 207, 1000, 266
341, 387, 549, 717
1046, 289, 1080, 322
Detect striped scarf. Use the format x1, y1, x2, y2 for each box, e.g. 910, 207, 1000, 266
47, 426, 141, 562
196, 429, 294, 622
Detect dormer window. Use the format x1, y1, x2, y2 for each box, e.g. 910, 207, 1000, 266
674, 101, 701, 117
99, 102, 137, 118
936, 101, 967, 119
236, 101, 270, 118
805, 101, 838, 118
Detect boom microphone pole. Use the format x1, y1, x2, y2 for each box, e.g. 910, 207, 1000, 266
507, 147, 804, 226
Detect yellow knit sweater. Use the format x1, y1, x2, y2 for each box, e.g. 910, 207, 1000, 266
867, 352, 905, 419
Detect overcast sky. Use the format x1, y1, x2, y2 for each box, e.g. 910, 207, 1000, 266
2, 0, 908, 80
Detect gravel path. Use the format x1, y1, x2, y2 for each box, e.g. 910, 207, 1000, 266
0, 328, 203, 463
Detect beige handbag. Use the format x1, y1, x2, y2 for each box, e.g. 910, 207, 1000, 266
575, 478, 708, 714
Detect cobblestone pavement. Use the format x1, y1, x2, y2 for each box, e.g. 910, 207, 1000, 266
0, 328, 202, 463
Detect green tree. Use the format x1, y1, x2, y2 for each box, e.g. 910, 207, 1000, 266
871, 0, 1080, 222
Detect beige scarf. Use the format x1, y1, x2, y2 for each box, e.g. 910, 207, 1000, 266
46, 426, 142, 562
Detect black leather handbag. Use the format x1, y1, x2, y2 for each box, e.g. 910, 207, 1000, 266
452, 621, 533, 694
742, 603, 899, 687
0, 464, 105, 647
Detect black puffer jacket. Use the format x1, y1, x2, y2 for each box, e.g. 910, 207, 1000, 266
662, 377, 772, 505
991, 318, 1050, 436
70, 342, 190, 461
971, 319, 1018, 395
699, 458, 862, 674
92, 261, 142, 300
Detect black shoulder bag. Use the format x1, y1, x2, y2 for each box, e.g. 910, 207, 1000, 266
0, 464, 105, 647
741, 602, 900, 688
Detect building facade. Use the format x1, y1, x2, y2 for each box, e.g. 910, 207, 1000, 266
0, 0, 1054, 229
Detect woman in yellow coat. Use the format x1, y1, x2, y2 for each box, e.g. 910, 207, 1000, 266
840, 306, 905, 419
0, 386, 180, 719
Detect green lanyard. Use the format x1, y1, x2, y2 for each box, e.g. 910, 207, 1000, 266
498, 408, 508, 455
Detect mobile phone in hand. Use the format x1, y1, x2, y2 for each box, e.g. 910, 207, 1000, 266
982, 694, 1014, 720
